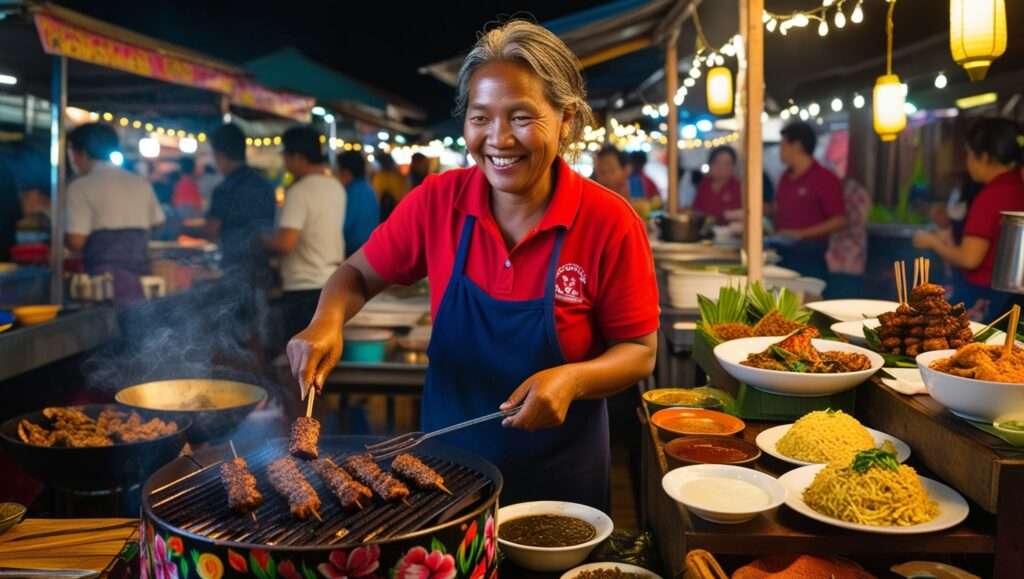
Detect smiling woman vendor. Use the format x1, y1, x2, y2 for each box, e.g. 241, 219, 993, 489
288, 20, 659, 511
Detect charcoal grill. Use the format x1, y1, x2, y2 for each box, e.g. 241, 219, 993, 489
140, 435, 502, 578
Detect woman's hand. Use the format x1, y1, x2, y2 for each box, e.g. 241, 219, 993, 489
286, 319, 343, 400
499, 366, 581, 431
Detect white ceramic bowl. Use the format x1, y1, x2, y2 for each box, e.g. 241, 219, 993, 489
714, 337, 884, 397
661, 464, 785, 524
497, 501, 614, 572
561, 563, 661, 579
917, 350, 1024, 422
805, 299, 900, 322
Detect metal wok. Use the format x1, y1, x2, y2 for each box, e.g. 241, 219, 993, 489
115, 378, 267, 443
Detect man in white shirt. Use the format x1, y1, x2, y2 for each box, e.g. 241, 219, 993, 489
65, 123, 164, 304
265, 125, 346, 344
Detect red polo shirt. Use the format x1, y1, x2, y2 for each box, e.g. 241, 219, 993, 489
363, 158, 660, 362
692, 176, 741, 221
963, 170, 1024, 287
774, 161, 845, 237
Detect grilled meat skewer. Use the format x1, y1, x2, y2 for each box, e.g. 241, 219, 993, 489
220, 457, 264, 512
343, 453, 409, 502
267, 457, 321, 519
289, 416, 320, 459
392, 454, 450, 493
311, 458, 372, 509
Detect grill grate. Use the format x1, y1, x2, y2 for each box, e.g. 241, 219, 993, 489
147, 439, 494, 548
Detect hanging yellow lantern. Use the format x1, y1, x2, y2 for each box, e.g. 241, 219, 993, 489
950, 0, 1007, 81
706, 66, 733, 116
872, 74, 906, 142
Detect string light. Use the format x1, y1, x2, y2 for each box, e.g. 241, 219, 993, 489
831, 97, 843, 112
765, 0, 861, 36
853, 93, 865, 108
934, 72, 948, 89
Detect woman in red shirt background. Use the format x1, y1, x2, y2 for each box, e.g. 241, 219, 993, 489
692, 145, 742, 223
286, 20, 659, 511
914, 117, 1024, 320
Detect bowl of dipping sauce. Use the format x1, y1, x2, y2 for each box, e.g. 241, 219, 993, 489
642, 388, 724, 414
665, 436, 761, 469
651, 408, 745, 441
661, 464, 785, 524
497, 501, 614, 572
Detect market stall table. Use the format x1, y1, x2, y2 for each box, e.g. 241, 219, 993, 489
641, 380, 1024, 578
0, 305, 118, 382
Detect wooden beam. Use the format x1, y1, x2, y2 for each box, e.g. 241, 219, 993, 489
740, 0, 764, 282
666, 32, 680, 215
579, 37, 653, 69
653, 0, 697, 47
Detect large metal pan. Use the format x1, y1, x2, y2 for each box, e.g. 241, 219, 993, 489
659, 211, 706, 242
115, 379, 267, 443
0, 404, 189, 490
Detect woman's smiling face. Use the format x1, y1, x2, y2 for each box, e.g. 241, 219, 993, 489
463, 60, 571, 197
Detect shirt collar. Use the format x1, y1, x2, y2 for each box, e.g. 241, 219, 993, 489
454, 157, 583, 232
990, 169, 1023, 188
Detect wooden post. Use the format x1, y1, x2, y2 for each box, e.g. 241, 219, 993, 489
666, 32, 680, 215
740, 0, 764, 282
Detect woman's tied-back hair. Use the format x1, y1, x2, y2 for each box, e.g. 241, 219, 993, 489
453, 19, 595, 161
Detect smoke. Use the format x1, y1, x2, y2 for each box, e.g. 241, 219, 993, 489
83, 272, 277, 391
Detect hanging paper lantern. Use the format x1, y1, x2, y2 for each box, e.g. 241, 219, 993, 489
872, 74, 906, 142
706, 66, 733, 116
949, 0, 1007, 81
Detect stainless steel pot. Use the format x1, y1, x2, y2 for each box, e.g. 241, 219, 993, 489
992, 211, 1024, 295
659, 212, 706, 242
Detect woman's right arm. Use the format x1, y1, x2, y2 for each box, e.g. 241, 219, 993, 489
286, 249, 390, 397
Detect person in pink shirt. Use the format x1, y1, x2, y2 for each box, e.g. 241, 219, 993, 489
772, 121, 847, 283
692, 145, 742, 222
171, 157, 203, 218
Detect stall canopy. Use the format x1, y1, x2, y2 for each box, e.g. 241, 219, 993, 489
1, 1, 314, 123
421, 0, 693, 109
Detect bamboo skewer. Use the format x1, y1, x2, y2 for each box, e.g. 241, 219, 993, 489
893, 262, 904, 304
1005, 305, 1020, 358
305, 387, 316, 418
972, 308, 1016, 340
913, 257, 920, 289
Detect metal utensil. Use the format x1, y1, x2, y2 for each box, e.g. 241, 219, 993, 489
365, 404, 523, 460
0, 568, 99, 578
992, 211, 1024, 295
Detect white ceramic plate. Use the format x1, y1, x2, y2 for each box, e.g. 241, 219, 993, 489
917, 350, 1024, 422
805, 300, 900, 322
661, 464, 786, 525
831, 319, 1000, 347
779, 464, 969, 534
713, 337, 884, 397
883, 367, 926, 387
561, 563, 661, 579
755, 423, 912, 466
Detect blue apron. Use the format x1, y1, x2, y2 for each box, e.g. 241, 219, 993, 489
423, 216, 610, 511
83, 228, 148, 305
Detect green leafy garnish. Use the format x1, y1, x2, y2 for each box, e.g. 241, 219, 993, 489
748, 282, 811, 323
851, 448, 900, 473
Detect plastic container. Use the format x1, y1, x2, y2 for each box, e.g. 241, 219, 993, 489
342, 328, 394, 363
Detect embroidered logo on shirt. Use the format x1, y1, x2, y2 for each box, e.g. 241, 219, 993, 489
555, 263, 588, 304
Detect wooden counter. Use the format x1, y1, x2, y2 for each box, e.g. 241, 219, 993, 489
642, 381, 1024, 578
0, 306, 118, 382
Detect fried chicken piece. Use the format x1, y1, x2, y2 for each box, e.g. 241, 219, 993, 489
751, 311, 806, 337
709, 322, 754, 342
922, 338, 950, 351
910, 283, 946, 300
820, 351, 872, 372
773, 327, 821, 361
878, 311, 899, 326
43, 407, 93, 428
882, 337, 903, 349
914, 298, 951, 315
17, 420, 54, 446
905, 343, 921, 357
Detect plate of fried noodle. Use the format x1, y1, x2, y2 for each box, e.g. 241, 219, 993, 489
779, 449, 968, 534
757, 410, 911, 466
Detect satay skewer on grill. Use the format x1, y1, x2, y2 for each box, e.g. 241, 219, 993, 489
343, 453, 410, 502
289, 382, 321, 459
220, 440, 261, 521
267, 457, 322, 521
392, 453, 452, 495
311, 458, 371, 510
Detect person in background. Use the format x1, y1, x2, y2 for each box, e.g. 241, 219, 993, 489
266, 126, 346, 345
593, 145, 630, 198
692, 146, 741, 222
372, 153, 408, 222
914, 117, 1024, 320
825, 179, 871, 298
772, 121, 847, 282
205, 124, 276, 276
627, 151, 660, 200
408, 152, 431, 189
65, 123, 164, 305
171, 157, 203, 218
337, 150, 379, 256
